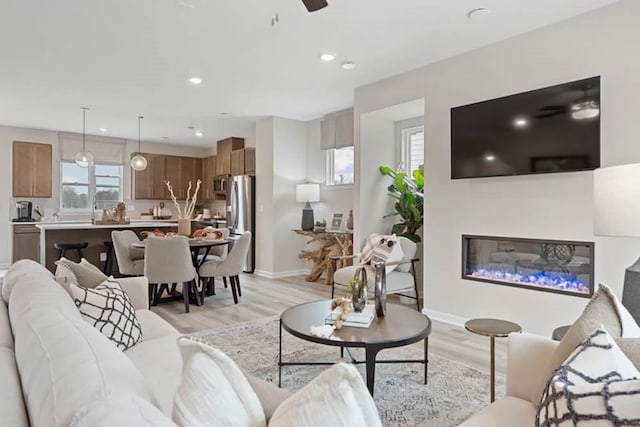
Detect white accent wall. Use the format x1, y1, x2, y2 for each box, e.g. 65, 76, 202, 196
354, 0, 640, 336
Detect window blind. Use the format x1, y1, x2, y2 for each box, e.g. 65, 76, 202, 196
320, 109, 354, 150
58, 132, 125, 164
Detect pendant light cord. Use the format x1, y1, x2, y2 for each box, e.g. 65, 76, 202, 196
81, 107, 88, 151
137, 116, 143, 154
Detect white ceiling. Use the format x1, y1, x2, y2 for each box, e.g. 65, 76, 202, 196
0, 0, 618, 147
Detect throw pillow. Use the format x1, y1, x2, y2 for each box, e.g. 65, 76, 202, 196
269, 363, 382, 427
56, 257, 108, 288
618, 338, 640, 371
360, 234, 404, 273
69, 280, 143, 351
536, 328, 640, 426
534, 283, 640, 400
54, 261, 78, 293
172, 336, 266, 427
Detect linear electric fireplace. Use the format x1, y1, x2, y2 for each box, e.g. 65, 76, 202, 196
462, 235, 594, 298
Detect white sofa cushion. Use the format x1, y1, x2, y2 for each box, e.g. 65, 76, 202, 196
269, 363, 382, 427
0, 299, 14, 349
70, 280, 143, 351
0, 348, 28, 427
12, 307, 156, 427
8, 271, 81, 321
537, 328, 640, 426
458, 396, 536, 426
172, 336, 267, 427
1, 260, 53, 304
69, 393, 176, 427
136, 309, 180, 341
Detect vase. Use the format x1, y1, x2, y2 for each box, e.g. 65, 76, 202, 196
351, 266, 368, 312
346, 210, 353, 231
178, 218, 191, 236
373, 261, 387, 317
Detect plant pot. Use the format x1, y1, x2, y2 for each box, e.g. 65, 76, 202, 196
178, 218, 191, 236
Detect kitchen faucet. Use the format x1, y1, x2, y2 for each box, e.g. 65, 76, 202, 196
90, 194, 97, 224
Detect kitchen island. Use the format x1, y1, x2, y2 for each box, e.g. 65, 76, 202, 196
35, 221, 179, 272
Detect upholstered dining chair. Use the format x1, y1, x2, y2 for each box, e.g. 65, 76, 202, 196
111, 230, 145, 276
198, 231, 252, 304
144, 236, 198, 313
331, 235, 421, 311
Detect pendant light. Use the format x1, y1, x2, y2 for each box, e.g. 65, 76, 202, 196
130, 115, 148, 171
74, 107, 94, 168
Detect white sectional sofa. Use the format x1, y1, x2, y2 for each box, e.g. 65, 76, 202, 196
459, 332, 558, 426
0, 260, 291, 426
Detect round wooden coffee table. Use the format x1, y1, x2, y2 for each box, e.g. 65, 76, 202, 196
464, 318, 522, 402
279, 299, 431, 395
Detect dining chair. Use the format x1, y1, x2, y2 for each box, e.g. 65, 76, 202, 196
144, 236, 198, 313
111, 230, 145, 276
198, 231, 252, 304
331, 234, 421, 311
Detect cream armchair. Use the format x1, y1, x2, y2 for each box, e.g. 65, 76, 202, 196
330, 235, 421, 310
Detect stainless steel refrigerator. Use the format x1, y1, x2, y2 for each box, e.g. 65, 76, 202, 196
226, 175, 256, 273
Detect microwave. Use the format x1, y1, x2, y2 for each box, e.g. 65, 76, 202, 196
213, 176, 228, 194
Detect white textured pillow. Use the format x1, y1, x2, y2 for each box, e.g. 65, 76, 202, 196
172, 337, 266, 427
70, 280, 143, 351
56, 257, 108, 288
537, 328, 640, 426
269, 363, 382, 427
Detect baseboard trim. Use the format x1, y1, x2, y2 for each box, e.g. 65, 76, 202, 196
253, 269, 307, 279
422, 308, 467, 328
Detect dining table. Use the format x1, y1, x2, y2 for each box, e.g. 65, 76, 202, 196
131, 237, 230, 306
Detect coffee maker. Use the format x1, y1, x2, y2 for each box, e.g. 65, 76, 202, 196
14, 201, 33, 222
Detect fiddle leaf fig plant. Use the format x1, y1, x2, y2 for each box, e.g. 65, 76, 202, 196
379, 164, 424, 243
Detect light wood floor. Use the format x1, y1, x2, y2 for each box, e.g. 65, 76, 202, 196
153, 273, 508, 377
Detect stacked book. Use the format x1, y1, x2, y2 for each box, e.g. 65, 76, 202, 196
325, 304, 375, 328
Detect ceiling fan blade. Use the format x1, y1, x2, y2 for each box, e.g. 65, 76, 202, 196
301, 0, 328, 12
539, 105, 569, 111
536, 111, 565, 119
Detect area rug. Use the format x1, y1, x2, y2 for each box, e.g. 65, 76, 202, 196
193, 316, 504, 427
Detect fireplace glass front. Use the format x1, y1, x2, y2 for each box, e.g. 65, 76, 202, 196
462, 235, 594, 298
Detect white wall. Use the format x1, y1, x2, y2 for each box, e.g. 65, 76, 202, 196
354, 0, 640, 336
255, 118, 275, 276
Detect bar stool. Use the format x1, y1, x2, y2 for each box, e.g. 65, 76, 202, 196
53, 242, 88, 262
103, 241, 115, 275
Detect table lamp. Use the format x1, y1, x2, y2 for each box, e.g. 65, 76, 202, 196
296, 183, 320, 231
594, 163, 640, 321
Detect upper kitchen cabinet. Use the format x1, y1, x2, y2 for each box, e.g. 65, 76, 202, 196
216, 137, 244, 176
13, 141, 52, 198
230, 147, 256, 176
133, 153, 165, 200
180, 156, 202, 197
201, 156, 216, 200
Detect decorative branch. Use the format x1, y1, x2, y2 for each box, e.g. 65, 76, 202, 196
163, 180, 183, 218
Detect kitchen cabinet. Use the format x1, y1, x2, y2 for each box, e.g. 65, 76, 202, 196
164, 156, 183, 199
13, 141, 52, 198
180, 156, 202, 198
13, 224, 40, 262
216, 137, 244, 176
201, 156, 216, 200
230, 147, 256, 175
133, 153, 166, 200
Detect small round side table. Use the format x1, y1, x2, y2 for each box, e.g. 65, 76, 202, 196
464, 318, 522, 403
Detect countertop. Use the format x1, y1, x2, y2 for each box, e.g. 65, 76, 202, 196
35, 221, 179, 231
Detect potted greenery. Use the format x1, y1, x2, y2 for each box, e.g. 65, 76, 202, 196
379, 164, 424, 243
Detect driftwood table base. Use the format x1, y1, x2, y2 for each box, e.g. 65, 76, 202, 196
294, 230, 353, 285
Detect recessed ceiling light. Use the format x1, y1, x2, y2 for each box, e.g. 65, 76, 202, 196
320, 53, 335, 62
99, 128, 108, 132
467, 7, 491, 20
188, 77, 202, 85
218, 112, 229, 116
195, 131, 204, 137
484, 154, 496, 162
341, 61, 356, 70
513, 117, 529, 128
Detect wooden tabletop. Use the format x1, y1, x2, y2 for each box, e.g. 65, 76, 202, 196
464, 318, 522, 338
132, 238, 229, 248
281, 300, 431, 348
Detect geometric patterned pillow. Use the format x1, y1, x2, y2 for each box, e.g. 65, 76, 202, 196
536, 328, 640, 426
69, 280, 143, 351
359, 234, 404, 273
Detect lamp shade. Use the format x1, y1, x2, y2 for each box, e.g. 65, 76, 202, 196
594, 163, 640, 237
296, 183, 320, 203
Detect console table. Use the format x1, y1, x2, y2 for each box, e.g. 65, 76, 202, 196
294, 229, 353, 285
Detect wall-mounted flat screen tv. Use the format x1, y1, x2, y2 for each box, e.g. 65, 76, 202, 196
451, 76, 600, 179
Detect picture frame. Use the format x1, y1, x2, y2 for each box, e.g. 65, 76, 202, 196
330, 213, 343, 231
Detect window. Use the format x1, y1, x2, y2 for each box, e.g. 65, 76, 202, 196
61, 161, 123, 210
326, 146, 354, 186
401, 126, 424, 174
